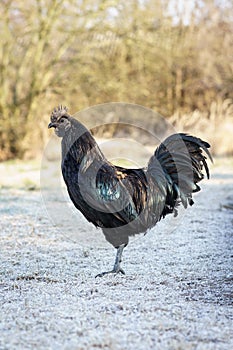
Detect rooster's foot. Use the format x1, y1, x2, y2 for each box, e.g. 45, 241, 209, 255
95, 244, 126, 278
95, 267, 125, 278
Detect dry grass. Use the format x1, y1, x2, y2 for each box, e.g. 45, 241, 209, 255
169, 99, 233, 157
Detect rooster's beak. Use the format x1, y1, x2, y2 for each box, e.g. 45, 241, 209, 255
48, 122, 55, 129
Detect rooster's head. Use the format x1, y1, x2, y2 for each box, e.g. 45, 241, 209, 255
48, 105, 71, 137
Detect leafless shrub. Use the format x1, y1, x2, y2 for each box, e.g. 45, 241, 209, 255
170, 99, 233, 156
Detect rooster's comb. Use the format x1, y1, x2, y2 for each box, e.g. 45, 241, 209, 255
51, 105, 69, 121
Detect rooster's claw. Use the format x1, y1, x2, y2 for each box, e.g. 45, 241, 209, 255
95, 267, 125, 278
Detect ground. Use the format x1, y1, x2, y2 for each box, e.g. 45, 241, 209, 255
0, 159, 232, 349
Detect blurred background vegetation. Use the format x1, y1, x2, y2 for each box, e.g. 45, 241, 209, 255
0, 0, 232, 161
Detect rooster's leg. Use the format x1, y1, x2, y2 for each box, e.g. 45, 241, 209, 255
95, 244, 125, 278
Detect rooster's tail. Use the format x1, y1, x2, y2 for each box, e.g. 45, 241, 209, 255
148, 133, 212, 216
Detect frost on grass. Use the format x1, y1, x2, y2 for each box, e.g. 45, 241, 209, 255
0, 168, 233, 350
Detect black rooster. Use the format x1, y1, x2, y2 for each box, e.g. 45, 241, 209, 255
48, 105, 212, 277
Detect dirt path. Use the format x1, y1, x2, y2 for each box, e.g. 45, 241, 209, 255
0, 165, 233, 349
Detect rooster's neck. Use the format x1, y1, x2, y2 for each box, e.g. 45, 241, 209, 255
61, 118, 103, 166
